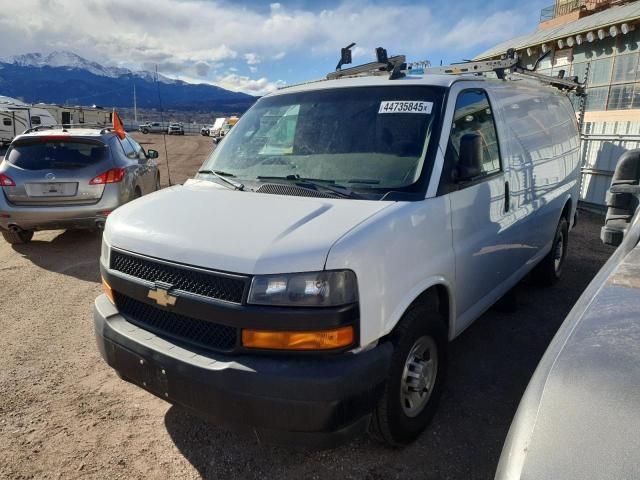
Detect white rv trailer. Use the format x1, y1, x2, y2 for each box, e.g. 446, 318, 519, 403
0, 96, 56, 146
36, 104, 112, 126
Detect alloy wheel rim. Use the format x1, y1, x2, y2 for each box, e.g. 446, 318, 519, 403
400, 335, 438, 418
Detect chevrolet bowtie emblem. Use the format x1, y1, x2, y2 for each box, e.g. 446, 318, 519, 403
148, 282, 177, 307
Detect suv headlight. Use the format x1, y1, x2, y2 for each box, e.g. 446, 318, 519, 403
247, 270, 357, 307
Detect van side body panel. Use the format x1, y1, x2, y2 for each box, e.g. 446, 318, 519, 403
489, 83, 581, 262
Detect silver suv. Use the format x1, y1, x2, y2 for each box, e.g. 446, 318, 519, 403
0, 126, 160, 244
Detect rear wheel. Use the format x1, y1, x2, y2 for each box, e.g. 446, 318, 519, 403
155, 174, 161, 191
2, 229, 34, 245
369, 302, 447, 447
533, 216, 569, 285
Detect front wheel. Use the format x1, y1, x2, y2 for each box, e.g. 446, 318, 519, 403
533, 216, 569, 285
369, 303, 447, 446
142, 129, 149, 134
155, 174, 161, 191
2, 229, 34, 245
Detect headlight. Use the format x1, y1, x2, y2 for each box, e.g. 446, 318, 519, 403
100, 237, 111, 266
248, 270, 357, 307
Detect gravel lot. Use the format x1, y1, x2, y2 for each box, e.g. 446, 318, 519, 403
0, 133, 615, 479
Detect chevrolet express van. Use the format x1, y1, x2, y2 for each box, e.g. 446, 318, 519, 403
95, 70, 580, 447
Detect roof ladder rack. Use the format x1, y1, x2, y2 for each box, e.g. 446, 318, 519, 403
327, 44, 406, 80
424, 49, 585, 95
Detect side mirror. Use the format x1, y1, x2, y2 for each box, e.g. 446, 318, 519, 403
601, 149, 640, 247
456, 133, 483, 181
147, 149, 159, 159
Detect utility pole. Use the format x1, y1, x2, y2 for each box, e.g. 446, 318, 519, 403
133, 82, 138, 124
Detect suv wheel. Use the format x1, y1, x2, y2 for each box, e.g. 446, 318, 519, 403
155, 174, 161, 191
533, 216, 569, 285
369, 302, 447, 446
2, 229, 34, 245
142, 128, 149, 134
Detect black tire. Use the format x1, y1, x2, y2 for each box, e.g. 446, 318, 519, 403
142, 128, 149, 134
532, 216, 569, 286
369, 301, 447, 447
2, 229, 34, 245
133, 187, 142, 200
155, 174, 161, 191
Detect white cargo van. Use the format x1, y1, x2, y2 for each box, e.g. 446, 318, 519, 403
95, 53, 582, 447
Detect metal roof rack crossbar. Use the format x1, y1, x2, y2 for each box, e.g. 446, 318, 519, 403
22, 123, 110, 134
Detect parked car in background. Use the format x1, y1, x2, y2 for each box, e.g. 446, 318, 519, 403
200, 125, 213, 136
167, 123, 184, 135
495, 150, 640, 480
138, 122, 164, 134
0, 126, 160, 244
96, 60, 581, 447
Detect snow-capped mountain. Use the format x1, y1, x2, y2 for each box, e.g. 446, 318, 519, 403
2, 51, 130, 78
0, 51, 255, 112
0, 51, 176, 83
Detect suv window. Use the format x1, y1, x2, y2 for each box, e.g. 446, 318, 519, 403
127, 136, 147, 161
442, 89, 501, 191
3, 118, 11, 126
118, 137, 137, 160
6, 138, 109, 170
31, 116, 41, 125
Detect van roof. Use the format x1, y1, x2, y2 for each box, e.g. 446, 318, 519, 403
269, 71, 563, 98
269, 73, 509, 97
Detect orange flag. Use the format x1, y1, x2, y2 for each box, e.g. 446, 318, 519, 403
112, 110, 126, 139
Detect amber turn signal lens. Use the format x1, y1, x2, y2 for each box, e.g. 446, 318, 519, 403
102, 276, 115, 304
242, 326, 354, 351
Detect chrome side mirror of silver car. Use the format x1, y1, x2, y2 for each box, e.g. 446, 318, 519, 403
601, 149, 640, 247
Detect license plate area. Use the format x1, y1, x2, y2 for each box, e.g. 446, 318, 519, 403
112, 346, 169, 398
25, 182, 78, 197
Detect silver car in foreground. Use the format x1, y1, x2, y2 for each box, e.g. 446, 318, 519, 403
0, 126, 160, 244
495, 150, 640, 480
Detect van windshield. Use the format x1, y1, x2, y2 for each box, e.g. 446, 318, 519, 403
200, 86, 444, 196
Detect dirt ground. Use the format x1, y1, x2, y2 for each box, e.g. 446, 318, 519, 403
0, 133, 615, 479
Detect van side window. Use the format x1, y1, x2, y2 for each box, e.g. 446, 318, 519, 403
31, 116, 41, 125
3, 118, 11, 126
441, 90, 501, 191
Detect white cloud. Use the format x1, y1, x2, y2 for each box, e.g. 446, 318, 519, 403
214, 73, 286, 95
244, 53, 261, 65
0, 0, 537, 94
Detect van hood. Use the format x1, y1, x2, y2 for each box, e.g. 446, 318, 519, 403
104, 179, 392, 274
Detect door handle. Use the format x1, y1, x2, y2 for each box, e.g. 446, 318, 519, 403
504, 180, 510, 213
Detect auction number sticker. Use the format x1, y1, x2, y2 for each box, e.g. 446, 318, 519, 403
379, 101, 433, 114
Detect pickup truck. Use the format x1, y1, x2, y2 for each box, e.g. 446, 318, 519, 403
138, 122, 164, 134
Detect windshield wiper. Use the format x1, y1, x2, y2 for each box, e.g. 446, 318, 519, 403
256, 175, 361, 199
197, 170, 245, 191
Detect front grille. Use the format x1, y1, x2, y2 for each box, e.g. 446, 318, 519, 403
110, 250, 247, 304
115, 293, 238, 352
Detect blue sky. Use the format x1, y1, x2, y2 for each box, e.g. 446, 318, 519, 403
0, 0, 551, 95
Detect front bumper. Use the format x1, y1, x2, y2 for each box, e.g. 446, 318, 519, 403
94, 294, 392, 447
0, 186, 123, 231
